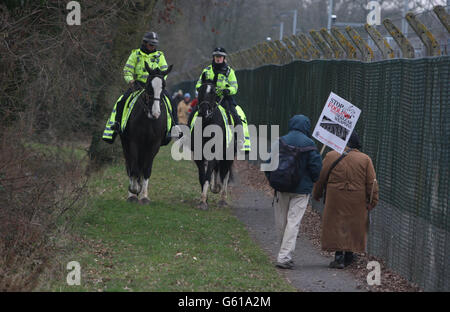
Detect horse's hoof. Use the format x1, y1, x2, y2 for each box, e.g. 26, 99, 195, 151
127, 196, 139, 203
197, 202, 208, 210
139, 198, 150, 205
210, 186, 221, 194
218, 199, 227, 207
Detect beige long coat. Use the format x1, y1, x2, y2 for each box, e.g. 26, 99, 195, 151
177, 100, 191, 125
312, 148, 379, 252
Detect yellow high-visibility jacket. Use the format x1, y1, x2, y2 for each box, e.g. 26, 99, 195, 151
123, 49, 168, 84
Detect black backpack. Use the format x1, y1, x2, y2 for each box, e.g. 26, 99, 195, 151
268, 138, 317, 192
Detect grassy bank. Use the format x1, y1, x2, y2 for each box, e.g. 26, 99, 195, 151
42, 143, 296, 292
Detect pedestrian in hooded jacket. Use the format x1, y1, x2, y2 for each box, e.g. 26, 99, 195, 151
266, 115, 322, 269
312, 132, 379, 269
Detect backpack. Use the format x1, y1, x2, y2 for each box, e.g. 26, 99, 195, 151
268, 138, 317, 193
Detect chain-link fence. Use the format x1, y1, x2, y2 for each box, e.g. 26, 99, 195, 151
172, 56, 449, 291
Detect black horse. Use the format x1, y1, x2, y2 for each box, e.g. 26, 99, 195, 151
120, 62, 173, 204
187, 73, 235, 210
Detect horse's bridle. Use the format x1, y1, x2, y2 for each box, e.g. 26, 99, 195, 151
199, 100, 215, 119
143, 75, 164, 117
199, 83, 219, 119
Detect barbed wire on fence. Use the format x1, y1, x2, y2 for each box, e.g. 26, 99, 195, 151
171, 5, 449, 84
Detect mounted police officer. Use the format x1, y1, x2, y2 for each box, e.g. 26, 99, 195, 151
191, 47, 252, 152
194, 47, 241, 127
103, 31, 178, 143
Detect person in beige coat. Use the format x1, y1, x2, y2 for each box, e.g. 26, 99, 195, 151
177, 93, 191, 125
313, 132, 378, 269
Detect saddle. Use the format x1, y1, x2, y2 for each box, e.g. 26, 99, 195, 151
188, 102, 251, 152
102, 91, 173, 142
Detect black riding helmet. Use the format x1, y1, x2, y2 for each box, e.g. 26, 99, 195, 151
143, 32, 159, 46
212, 47, 227, 57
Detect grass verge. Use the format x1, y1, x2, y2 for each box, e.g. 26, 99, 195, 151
40, 143, 296, 292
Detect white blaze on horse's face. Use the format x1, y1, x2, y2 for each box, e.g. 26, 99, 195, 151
206, 84, 212, 95
151, 76, 163, 119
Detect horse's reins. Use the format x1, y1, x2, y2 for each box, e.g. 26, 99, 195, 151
201, 95, 225, 119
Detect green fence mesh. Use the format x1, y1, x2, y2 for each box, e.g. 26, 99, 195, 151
172, 56, 449, 291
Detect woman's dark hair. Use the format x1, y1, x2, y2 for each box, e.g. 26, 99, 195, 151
347, 131, 362, 149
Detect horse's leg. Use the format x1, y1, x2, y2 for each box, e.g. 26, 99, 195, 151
195, 159, 205, 190
201, 160, 217, 210
139, 178, 150, 205
194, 159, 208, 210
210, 166, 221, 194
127, 141, 141, 202
121, 138, 138, 203
139, 145, 159, 205
197, 160, 208, 209
128, 176, 140, 203
218, 161, 232, 207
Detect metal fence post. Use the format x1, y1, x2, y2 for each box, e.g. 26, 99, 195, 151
433, 5, 450, 33
309, 30, 333, 59
383, 19, 415, 58
406, 13, 441, 56
364, 24, 395, 59
298, 33, 321, 59
345, 26, 374, 61
331, 27, 357, 59
320, 28, 346, 59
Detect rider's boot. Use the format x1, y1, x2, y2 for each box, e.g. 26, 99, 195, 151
110, 121, 121, 133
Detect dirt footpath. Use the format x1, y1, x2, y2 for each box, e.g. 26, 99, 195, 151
230, 168, 364, 292
229, 161, 422, 292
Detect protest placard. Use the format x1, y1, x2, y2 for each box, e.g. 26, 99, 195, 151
312, 92, 361, 154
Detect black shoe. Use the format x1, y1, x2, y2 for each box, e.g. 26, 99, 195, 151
329, 253, 345, 269
102, 137, 114, 144
344, 252, 354, 267
329, 260, 345, 269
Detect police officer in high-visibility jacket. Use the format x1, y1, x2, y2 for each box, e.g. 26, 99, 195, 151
193, 47, 251, 152
195, 47, 239, 124
105, 31, 177, 142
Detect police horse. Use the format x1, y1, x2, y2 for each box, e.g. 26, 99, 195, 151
120, 62, 173, 204
187, 73, 235, 210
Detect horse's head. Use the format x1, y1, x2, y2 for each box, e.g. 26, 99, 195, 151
197, 72, 218, 120
143, 62, 173, 119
